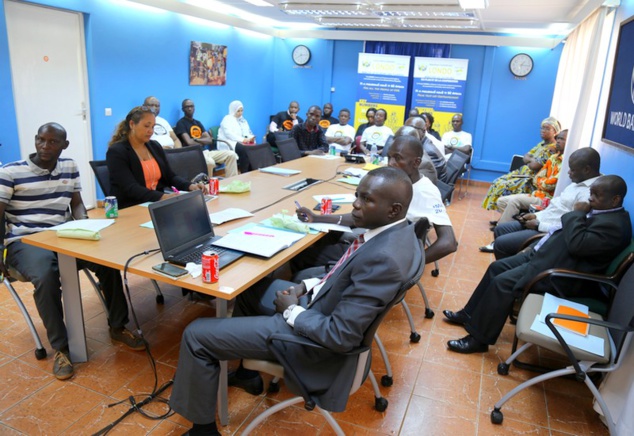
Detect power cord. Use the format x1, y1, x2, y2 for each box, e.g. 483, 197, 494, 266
93, 248, 174, 436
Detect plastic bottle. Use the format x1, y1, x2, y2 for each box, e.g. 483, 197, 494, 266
370, 143, 378, 164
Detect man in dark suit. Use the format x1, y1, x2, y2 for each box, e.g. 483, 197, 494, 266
170, 167, 423, 435
444, 175, 631, 353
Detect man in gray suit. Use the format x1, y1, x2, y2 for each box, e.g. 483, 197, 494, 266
170, 167, 424, 435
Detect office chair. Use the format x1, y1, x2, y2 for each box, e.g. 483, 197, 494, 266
456, 147, 473, 200
89, 160, 165, 303
508, 239, 634, 372
241, 243, 425, 433
380, 135, 395, 158
242, 142, 277, 170
276, 137, 302, 162
164, 145, 209, 182
441, 149, 470, 205
491, 264, 634, 436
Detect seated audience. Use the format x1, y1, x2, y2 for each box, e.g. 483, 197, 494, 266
0, 123, 145, 380
267, 101, 303, 149
290, 105, 329, 156
291, 135, 456, 273
169, 167, 423, 435
218, 100, 255, 146
442, 113, 472, 157
394, 125, 438, 185
144, 96, 182, 149
174, 99, 238, 177
325, 108, 355, 152
107, 106, 206, 209
496, 129, 568, 224
405, 116, 448, 182
491, 147, 601, 259
217, 100, 253, 173
319, 102, 338, 129
444, 175, 631, 354
421, 112, 442, 142
360, 108, 394, 154
355, 107, 376, 140
482, 117, 560, 211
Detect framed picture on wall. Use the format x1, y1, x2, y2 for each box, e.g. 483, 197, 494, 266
602, 15, 634, 152
189, 41, 227, 86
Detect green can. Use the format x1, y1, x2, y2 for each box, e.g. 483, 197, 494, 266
105, 196, 118, 218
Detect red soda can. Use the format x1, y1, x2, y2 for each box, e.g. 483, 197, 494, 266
201, 250, 219, 283
209, 177, 220, 196
320, 197, 333, 215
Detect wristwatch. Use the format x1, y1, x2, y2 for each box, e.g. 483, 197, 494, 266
283, 304, 297, 321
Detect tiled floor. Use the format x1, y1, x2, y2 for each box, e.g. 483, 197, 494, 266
0, 183, 609, 435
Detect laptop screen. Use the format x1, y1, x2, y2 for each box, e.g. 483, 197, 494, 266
150, 191, 214, 254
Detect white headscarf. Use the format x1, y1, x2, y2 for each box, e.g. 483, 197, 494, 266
229, 100, 243, 119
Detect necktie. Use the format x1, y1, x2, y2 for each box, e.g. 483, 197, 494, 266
307, 234, 366, 304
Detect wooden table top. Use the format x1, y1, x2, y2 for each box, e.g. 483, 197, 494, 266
22, 156, 363, 300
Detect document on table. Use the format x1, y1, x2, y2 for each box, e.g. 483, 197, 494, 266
208, 208, 253, 225
49, 219, 115, 232
288, 215, 351, 233
312, 194, 357, 204
308, 154, 340, 160
259, 167, 301, 176
342, 167, 368, 178
530, 293, 605, 357
213, 224, 305, 258
338, 177, 361, 186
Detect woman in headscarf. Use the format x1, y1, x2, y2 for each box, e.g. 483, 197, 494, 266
218, 100, 254, 147
482, 116, 561, 211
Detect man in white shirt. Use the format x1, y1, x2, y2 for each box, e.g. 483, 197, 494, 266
144, 96, 181, 149
325, 108, 356, 153
441, 113, 472, 159
360, 108, 393, 154
492, 147, 601, 259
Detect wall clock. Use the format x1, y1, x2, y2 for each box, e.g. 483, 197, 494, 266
509, 53, 533, 78
292, 45, 311, 66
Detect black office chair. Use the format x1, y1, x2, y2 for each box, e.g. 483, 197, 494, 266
242, 142, 277, 170
276, 137, 302, 162
164, 145, 208, 181
241, 240, 425, 432
380, 135, 395, 158
89, 160, 165, 304
441, 149, 470, 204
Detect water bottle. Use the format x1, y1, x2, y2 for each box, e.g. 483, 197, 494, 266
370, 143, 378, 165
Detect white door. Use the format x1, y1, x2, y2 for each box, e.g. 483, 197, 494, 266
5, 0, 95, 208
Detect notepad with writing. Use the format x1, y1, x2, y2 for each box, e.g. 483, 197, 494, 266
212, 224, 305, 258
553, 305, 590, 336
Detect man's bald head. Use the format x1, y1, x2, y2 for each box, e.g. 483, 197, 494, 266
590, 175, 627, 209
144, 96, 160, 115
395, 125, 421, 140
37, 122, 67, 140
404, 116, 426, 133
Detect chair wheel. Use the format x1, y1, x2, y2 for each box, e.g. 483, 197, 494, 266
497, 363, 510, 375
268, 381, 280, 393
156, 295, 165, 304
491, 408, 504, 424
375, 397, 388, 412
431, 269, 439, 277
35, 348, 47, 360
381, 375, 393, 387
410, 332, 421, 343
424, 308, 435, 319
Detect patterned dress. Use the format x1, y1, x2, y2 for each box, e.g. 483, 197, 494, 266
482, 140, 555, 211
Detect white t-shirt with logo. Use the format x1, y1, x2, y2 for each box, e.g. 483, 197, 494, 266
151, 115, 175, 148
361, 125, 394, 149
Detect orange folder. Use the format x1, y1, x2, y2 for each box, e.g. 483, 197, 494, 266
553, 305, 590, 336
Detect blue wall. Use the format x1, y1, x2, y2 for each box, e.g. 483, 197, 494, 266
0, 0, 563, 190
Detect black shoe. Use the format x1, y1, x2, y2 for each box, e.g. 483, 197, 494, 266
447, 335, 489, 354
479, 243, 494, 253
489, 220, 498, 226
228, 371, 264, 395
442, 309, 470, 325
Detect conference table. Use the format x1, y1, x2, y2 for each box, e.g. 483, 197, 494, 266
21, 155, 363, 425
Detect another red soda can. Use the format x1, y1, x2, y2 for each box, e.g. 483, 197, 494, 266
320, 197, 333, 215
201, 250, 219, 283
209, 177, 220, 196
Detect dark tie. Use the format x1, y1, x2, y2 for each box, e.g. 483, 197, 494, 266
307, 234, 365, 304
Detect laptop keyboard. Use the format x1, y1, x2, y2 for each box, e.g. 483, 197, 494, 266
180, 244, 230, 264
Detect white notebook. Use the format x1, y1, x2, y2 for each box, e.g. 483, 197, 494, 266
213, 225, 305, 258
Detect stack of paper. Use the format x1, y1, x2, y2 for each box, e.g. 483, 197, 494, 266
213, 224, 305, 258
208, 208, 253, 225
259, 167, 301, 176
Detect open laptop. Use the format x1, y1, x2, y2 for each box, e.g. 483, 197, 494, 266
148, 190, 245, 268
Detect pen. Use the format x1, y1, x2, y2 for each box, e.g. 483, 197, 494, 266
295, 201, 308, 221
244, 231, 274, 238
170, 186, 179, 193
